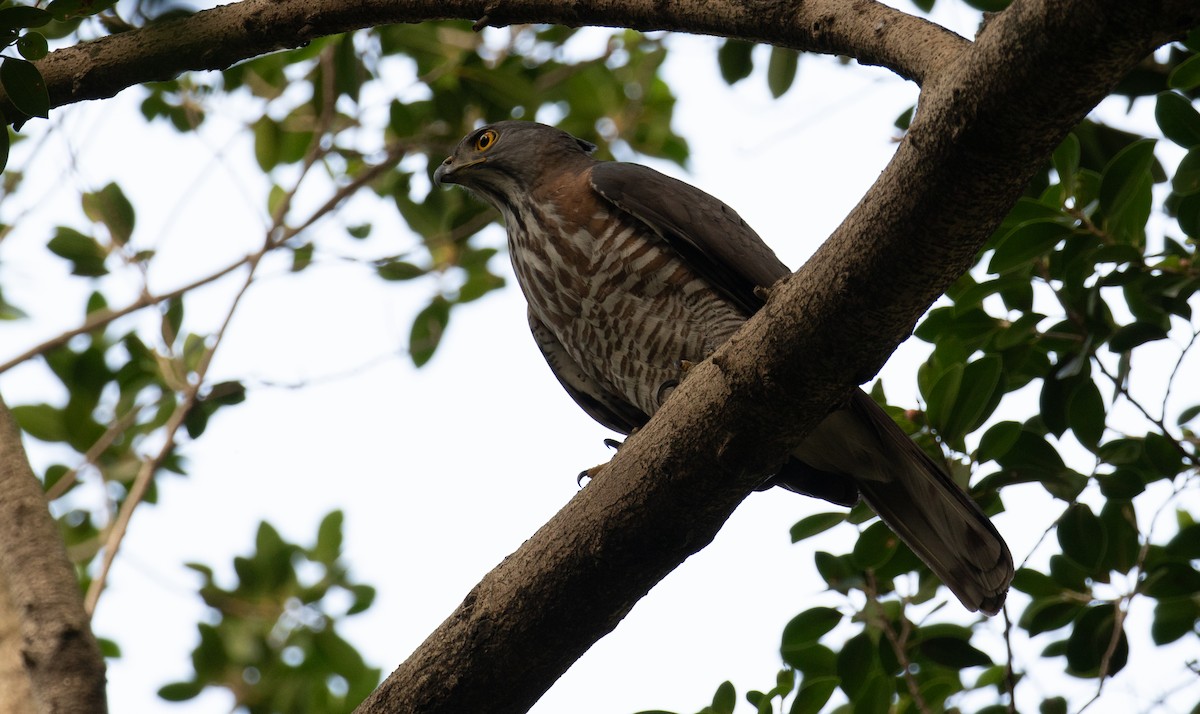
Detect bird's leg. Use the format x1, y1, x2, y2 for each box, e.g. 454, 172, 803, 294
577, 435, 628, 486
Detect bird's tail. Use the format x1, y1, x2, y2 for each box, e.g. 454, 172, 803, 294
791, 391, 1014, 615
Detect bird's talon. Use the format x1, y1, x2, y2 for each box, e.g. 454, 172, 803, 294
656, 378, 679, 406
603, 438, 622, 450
577, 461, 608, 487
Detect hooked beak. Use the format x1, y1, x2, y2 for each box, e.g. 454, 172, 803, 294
433, 157, 485, 186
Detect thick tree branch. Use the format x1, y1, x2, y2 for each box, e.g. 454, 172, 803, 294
355, 1, 1199, 713
0, 395, 106, 713
2, 0, 962, 125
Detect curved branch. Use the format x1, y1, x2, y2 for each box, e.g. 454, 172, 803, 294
355, 1, 1200, 713
3, 0, 964, 125
0, 395, 107, 713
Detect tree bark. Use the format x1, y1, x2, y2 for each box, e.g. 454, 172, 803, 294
0, 1, 1196, 713
0, 395, 107, 714
2, 0, 963, 125
354, 2, 1198, 713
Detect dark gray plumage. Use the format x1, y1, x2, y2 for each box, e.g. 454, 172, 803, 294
434, 120, 1013, 614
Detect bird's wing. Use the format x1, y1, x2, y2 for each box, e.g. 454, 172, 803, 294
527, 307, 648, 435
589, 162, 791, 315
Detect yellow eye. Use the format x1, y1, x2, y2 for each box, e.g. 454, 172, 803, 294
474, 129, 498, 152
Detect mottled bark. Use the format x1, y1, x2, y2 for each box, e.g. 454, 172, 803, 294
0, 0, 962, 125
0, 396, 107, 713
356, 2, 1198, 713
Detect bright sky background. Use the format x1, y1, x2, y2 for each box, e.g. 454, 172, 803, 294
1, 4, 1197, 714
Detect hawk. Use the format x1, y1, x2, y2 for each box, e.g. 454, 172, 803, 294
434, 121, 1013, 614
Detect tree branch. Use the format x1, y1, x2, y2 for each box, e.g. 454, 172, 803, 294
3, 0, 964, 125
353, 1, 1199, 712
0, 394, 107, 713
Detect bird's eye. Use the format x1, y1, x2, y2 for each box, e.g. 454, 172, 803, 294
474, 129, 498, 152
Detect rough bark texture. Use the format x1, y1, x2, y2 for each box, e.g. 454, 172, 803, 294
0, 0, 1196, 713
0, 396, 107, 714
355, 2, 1199, 713
0, 0, 963, 125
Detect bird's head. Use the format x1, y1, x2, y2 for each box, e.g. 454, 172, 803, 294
433, 121, 597, 207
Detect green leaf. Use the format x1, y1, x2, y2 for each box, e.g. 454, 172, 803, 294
851, 521, 898, 570
157, 680, 204, 702
48, 228, 108, 276
1173, 147, 1200, 196
785, 642, 836, 678
1166, 523, 1200, 560
409, 296, 450, 367
11, 403, 67, 442
918, 636, 993, 669
766, 47, 799, 98
782, 608, 843, 653
988, 220, 1071, 273
252, 116, 280, 171
1099, 502, 1139, 574
0, 6, 52, 31
717, 39, 754, 85
788, 676, 838, 714
814, 551, 857, 593
376, 258, 426, 281
291, 242, 313, 272
976, 420, 1022, 463
16, 31, 48, 61
82, 182, 136, 245
345, 583, 376, 616
313, 509, 344, 563
1019, 598, 1083, 636
1065, 604, 1128, 677
1108, 321, 1169, 352
1040, 697, 1068, 714
0, 57, 49, 119
1156, 92, 1200, 148
1011, 568, 1063, 597
1057, 503, 1106, 573
1168, 53, 1200, 90
1052, 133, 1080, 192
851, 672, 892, 713
1098, 139, 1156, 243
1066, 379, 1105, 449
789, 512, 844, 542
1150, 597, 1199, 645
939, 355, 1004, 447
711, 680, 736, 714
836, 631, 879, 699
922, 362, 961, 437
1178, 404, 1200, 425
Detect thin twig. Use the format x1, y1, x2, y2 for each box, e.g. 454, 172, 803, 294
1002, 607, 1017, 714
44, 406, 141, 502
83, 246, 262, 615
0, 142, 408, 377
863, 571, 930, 714
0, 254, 252, 375
1094, 358, 1196, 466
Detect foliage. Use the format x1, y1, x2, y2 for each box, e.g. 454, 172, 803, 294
1, 6, 691, 710
158, 511, 381, 713
0, 0, 1198, 713
642, 28, 1200, 714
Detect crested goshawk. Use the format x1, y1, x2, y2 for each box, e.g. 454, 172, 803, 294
434, 120, 1013, 614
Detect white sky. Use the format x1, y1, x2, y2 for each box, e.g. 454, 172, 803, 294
1, 7, 1197, 714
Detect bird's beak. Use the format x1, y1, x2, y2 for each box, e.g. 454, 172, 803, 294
433, 157, 485, 186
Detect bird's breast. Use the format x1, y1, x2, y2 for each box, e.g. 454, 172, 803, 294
506, 201, 744, 416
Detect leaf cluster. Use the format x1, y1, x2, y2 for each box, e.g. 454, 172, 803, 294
158, 512, 381, 713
